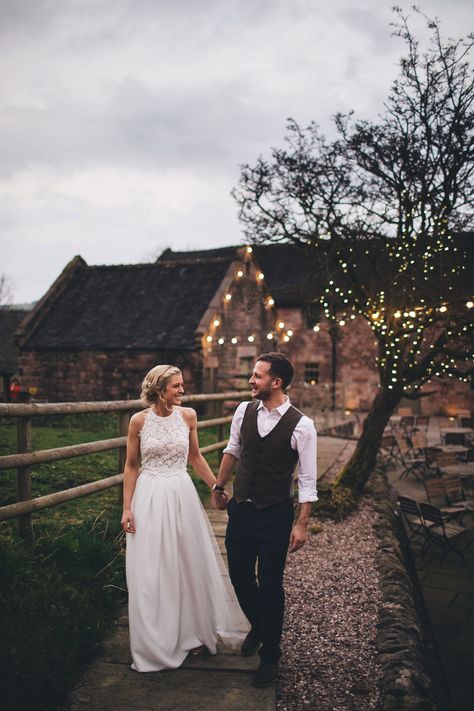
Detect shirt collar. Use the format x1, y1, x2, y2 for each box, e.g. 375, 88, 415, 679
257, 395, 290, 416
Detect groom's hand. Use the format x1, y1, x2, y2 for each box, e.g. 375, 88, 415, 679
211, 490, 229, 510
288, 522, 307, 553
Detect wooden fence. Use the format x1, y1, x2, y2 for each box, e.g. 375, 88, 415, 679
0, 392, 248, 533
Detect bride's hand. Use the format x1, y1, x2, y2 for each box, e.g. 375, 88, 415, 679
121, 508, 136, 533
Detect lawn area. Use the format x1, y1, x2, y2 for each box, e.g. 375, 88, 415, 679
0, 411, 227, 531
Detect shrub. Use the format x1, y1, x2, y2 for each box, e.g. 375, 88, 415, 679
0, 511, 126, 711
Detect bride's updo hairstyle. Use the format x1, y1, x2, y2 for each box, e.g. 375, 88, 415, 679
140, 365, 182, 408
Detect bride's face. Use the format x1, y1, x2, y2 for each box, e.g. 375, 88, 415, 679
163, 374, 185, 407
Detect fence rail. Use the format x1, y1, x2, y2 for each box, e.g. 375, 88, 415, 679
0, 392, 248, 530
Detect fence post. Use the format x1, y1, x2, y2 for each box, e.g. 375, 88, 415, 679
17, 417, 32, 536
117, 411, 130, 505
217, 400, 225, 462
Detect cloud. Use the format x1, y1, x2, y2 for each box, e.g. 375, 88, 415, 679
1, 0, 471, 302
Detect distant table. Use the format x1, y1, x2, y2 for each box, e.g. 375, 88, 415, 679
440, 428, 473, 446
440, 463, 474, 477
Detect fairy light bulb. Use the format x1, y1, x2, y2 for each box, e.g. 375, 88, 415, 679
213, 319, 220, 327
231, 337, 238, 344
236, 270, 244, 278
218, 338, 225, 345
224, 293, 232, 301
248, 335, 255, 342
267, 332, 274, 340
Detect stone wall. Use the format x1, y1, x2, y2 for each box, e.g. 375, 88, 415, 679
18, 349, 202, 402
369, 470, 444, 711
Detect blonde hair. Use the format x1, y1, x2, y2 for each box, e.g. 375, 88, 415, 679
140, 365, 182, 408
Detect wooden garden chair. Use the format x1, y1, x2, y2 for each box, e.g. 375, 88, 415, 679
397, 496, 428, 543
442, 473, 474, 523
397, 433, 429, 481
379, 434, 399, 468
419, 502, 468, 565
414, 415, 430, 431
424, 478, 471, 525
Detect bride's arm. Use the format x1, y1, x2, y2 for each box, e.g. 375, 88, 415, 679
183, 408, 218, 490
121, 413, 143, 533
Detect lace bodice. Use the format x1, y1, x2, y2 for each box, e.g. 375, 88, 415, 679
139, 408, 189, 477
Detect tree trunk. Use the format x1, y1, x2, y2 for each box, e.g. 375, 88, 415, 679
334, 388, 401, 494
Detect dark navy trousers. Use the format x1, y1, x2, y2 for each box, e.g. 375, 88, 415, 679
225, 497, 294, 663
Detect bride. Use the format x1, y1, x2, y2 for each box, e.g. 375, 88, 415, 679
121, 364, 247, 672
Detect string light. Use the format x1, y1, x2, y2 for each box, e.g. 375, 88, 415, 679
236, 270, 244, 278
248, 335, 255, 342
224, 293, 232, 301
218, 337, 225, 345
231, 337, 238, 344
213, 318, 220, 327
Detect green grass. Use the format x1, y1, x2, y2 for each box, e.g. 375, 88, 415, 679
0, 413, 228, 530
0, 412, 228, 710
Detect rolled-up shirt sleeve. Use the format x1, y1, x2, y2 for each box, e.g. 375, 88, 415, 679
222, 401, 248, 460
292, 417, 318, 503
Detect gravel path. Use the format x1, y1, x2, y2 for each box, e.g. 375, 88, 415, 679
277, 499, 383, 711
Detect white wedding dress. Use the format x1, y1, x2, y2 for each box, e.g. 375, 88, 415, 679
126, 407, 248, 672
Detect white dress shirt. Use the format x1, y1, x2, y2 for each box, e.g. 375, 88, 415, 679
223, 398, 318, 503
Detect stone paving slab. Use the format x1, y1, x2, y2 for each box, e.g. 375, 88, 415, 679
68, 664, 274, 711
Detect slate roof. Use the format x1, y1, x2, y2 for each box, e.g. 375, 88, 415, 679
0, 308, 30, 372
23, 258, 234, 351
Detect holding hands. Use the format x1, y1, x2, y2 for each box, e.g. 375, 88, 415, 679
211, 484, 229, 510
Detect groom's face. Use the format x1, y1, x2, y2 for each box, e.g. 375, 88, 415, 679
249, 360, 277, 401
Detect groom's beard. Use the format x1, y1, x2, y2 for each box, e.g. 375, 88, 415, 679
252, 384, 272, 401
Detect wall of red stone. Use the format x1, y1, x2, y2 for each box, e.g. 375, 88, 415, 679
18, 349, 202, 402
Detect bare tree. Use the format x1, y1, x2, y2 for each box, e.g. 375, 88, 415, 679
0, 273, 14, 306
234, 8, 474, 494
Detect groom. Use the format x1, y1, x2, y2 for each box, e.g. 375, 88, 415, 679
212, 352, 317, 688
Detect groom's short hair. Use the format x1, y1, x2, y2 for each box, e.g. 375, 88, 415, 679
256, 352, 294, 391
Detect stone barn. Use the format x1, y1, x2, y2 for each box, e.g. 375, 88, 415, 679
16, 242, 473, 413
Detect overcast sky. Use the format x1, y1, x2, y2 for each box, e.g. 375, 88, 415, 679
1, 0, 472, 304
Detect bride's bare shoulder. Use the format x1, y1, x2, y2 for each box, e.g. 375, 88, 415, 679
179, 406, 197, 426
130, 409, 148, 429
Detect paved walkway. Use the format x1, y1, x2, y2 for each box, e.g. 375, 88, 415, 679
65, 436, 353, 711
385, 418, 474, 711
